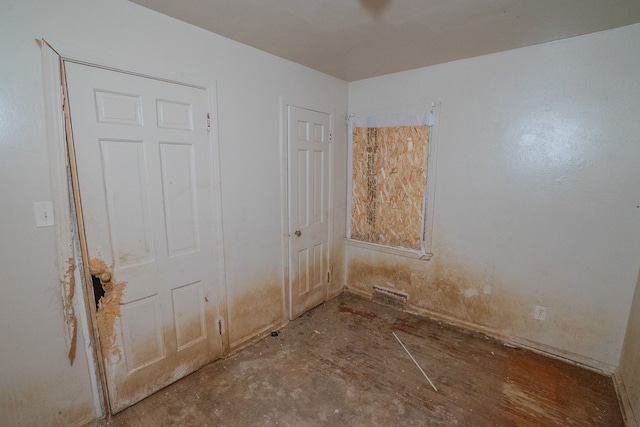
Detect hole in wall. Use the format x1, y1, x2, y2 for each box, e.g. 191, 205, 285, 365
92, 274, 105, 310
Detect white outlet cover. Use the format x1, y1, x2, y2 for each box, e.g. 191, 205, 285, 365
34, 201, 55, 228
534, 305, 547, 321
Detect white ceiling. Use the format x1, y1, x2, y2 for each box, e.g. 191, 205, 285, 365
129, 0, 640, 82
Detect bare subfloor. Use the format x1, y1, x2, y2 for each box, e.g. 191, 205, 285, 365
90, 293, 624, 426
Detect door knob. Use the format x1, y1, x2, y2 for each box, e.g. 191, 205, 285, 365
99, 272, 112, 283
294, 230, 302, 237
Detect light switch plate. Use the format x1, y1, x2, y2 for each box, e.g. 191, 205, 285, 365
34, 201, 55, 227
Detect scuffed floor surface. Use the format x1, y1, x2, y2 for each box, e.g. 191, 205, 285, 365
89, 293, 624, 426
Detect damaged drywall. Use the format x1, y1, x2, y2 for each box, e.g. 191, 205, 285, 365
89, 258, 126, 357
61, 257, 78, 365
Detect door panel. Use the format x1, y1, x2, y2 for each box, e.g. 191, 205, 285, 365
289, 106, 331, 319
101, 139, 154, 267
65, 62, 222, 413
160, 142, 200, 256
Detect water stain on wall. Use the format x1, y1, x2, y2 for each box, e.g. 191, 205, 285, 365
347, 253, 527, 338
413, 259, 521, 331
346, 244, 621, 369
228, 281, 284, 348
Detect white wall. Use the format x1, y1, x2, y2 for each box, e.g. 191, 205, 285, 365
0, 0, 347, 425
3, 0, 637, 423
347, 24, 640, 370
620, 268, 640, 424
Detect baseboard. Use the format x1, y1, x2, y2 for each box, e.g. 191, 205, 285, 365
345, 286, 374, 301
614, 370, 639, 427
344, 287, 616, 374
506, 336, 616, 375
228, 319, 289, 354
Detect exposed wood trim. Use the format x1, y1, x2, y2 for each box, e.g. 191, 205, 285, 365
205, 82, 231, 355
41, 38, 211, 90
345, 102, 441, 257
60, 56, 113, 416
39, 39, 106, 419
39, 40, 77, 365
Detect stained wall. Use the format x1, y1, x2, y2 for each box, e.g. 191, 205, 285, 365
0, 0, 347, 425
347, 24, 640, 370
3, 1, 639, 425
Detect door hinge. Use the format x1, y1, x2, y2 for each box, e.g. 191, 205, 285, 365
218, 319, 223, 335
207, 113, 211, 133
329, 131, 333, 142
327, 270, 331, 283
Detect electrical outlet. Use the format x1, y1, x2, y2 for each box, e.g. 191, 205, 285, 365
533, 305, 547, 321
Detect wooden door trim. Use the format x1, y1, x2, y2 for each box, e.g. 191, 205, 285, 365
41, 40, 109, 418
41, 39, 229, 417
280, 98, 335, 321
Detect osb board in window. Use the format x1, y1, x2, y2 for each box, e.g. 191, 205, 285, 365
351, 125, 429, 250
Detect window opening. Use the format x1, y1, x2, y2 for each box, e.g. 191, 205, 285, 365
347, 108, 438, 257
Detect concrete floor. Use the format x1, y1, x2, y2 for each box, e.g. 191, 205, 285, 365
89, 293, 625, 426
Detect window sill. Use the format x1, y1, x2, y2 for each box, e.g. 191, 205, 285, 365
345, 238, 433, 261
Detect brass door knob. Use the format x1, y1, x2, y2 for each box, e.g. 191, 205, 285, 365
294, 230, 302, 237
99, 272, 112, 283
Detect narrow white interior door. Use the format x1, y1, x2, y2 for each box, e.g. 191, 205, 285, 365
65, 62, 223, 413
288, 106, 331, 320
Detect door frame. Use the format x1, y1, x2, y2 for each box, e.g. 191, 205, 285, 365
280, 98, 335, 320
40, 40, 229, 417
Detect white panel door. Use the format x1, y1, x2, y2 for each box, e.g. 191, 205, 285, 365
288, 106, 331, 319
65, 62, 223, 413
